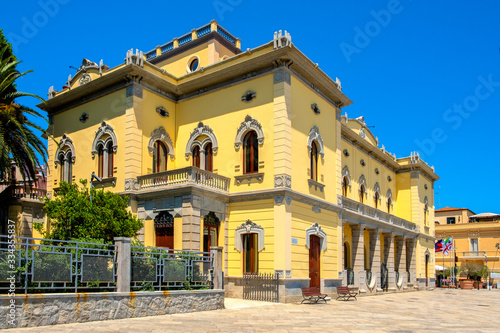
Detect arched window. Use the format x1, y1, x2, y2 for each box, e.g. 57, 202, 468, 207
155, 211, 174, 249
106, 141, 114, 178
192, 145, 200, 168
243, 131, 258, 174
342, 177, 349, 197
97, 140, 114, 178
359, 185, 366, 204
55, 134, 76, 184
310, 141, 318, 181
203, 212, 219, 252
97, 145, 104, 178
374, 191, 380, 209
205, 143, 213, 172
91, 121, 117, 179
153, 141, 168, 173
387, 197, 392, 214
424, 197, 429, 226
58, 153, 65, 183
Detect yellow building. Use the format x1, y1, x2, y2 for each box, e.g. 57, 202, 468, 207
38, 21, 439, 301
435, 208, 500, 284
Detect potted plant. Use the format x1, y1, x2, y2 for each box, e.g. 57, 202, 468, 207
458, 262, 488, 289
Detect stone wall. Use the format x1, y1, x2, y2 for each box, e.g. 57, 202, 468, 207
0, 289, 224, 329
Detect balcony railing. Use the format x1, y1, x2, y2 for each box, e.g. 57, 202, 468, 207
137, 167, 230, 192
11, 186, 46, 200
341, 196, 417, 232
461, 251, 486, 257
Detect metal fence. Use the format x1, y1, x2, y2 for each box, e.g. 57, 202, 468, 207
243, 273, 279, 303
0, 235, 214, 294
0, 235, 117, 294
131, 245, 213, 291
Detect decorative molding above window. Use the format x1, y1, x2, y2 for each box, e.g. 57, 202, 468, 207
91, 121, 117, 157
306, 222, 327, 251
307, 126, 324, 159
54, 134, 76, 167
234, 220, 265, 252
93, 177, 116, 188
154, 210, 174, 228
185, 122, 218, 158
235, 172, 264, 185
374, 182, 380, 195
148, 126, 175, 160
342, 165, 351, 186
343, 149, 350, 157
358, 175, 367, 196
386, 189, 393, 205
274, 174, 291, 188
311, 103, 320, 114
241, 90, 256, 103
156, 106, 169, 118
234, 115, 264, 149
308, 179, 325, 192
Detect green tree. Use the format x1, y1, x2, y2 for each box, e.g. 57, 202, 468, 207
40, 179, 143, 242
0, 31, 49, 183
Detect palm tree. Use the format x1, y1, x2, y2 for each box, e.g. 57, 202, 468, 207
0, 45, 49, 184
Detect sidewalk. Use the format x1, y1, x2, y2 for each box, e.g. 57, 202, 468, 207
4, 289, 500, 332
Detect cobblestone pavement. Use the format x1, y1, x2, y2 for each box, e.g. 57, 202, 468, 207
4, 289, 500, 332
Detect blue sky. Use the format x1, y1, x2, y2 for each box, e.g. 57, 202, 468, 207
2, 0, 499, 215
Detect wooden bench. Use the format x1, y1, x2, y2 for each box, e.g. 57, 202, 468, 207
336, 286, 357, 301
301, 287, 329, 304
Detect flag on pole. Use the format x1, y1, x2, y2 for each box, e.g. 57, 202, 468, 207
443, 237, 453, 256
435, 239, 443, 252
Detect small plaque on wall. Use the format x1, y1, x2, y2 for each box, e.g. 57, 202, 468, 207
291, 238, 298, 245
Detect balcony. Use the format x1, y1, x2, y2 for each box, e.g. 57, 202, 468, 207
11, 186, 47, 201
137, 167, 230, 193
341, 196, 417, 232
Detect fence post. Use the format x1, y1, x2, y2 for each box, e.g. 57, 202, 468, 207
210, 246, 223, 289
114, 237, 131, 292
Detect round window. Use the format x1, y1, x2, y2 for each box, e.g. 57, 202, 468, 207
189, 58, 199, 72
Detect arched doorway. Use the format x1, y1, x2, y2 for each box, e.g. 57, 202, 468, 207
309, 235, 321, 288
155, 211, 174, 249
343, 242, 351, 269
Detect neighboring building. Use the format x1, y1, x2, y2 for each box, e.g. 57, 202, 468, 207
435, 207, 475, 225
37, 21, 438, 301
0, 164, 47, 237
435, 207, 500, 283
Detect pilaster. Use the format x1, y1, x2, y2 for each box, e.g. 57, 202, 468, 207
396, 235, 407, 288
182, 195, 201, 251
383, 232, 395, 290
351, 224, 365, 290
368, 229, 381, 290
273, 68, 292, 181
124, 84, 143, 183
273, 196, 292, 275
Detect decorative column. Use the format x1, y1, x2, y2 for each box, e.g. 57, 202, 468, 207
383, 232, 395, 291
368, 229, 381, 291
351, 224, 365, 290
396, 236, 407, 288
407, 238, 417, 286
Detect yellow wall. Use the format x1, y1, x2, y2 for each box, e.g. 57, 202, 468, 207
227, 200, 275, 276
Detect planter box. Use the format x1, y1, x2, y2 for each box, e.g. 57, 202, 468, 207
460, 280, 474, 290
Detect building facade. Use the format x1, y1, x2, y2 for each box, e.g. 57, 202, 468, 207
38, 21, 438, 301
435, 207, 500, 284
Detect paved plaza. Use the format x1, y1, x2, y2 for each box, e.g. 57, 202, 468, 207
4, 289, 500, 332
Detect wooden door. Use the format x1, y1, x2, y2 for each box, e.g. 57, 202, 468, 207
425, 254, 429, 287
309, 235, 321, 288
